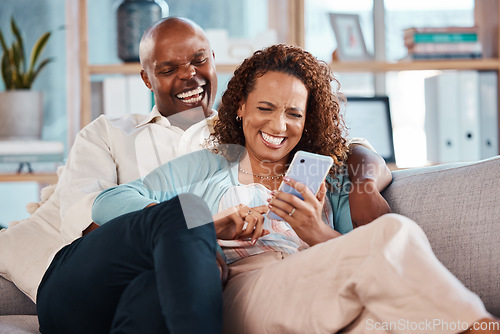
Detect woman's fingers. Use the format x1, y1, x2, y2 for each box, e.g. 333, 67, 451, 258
316, 182, 327, 203
282, 177, 317, 202
250, 213, 265, 244
230, 210, 246, 239
267, 178, 325, 223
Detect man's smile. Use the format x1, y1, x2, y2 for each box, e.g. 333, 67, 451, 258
176, 86, 204, 104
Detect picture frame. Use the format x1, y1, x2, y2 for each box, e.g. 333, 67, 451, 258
329, 13, 372, 61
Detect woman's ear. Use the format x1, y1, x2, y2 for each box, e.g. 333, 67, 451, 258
237, 103, 245, 118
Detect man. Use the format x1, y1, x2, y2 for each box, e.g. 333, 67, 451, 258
0, 16, 391, 331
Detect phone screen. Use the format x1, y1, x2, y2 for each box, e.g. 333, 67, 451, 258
267, 150, 333, 220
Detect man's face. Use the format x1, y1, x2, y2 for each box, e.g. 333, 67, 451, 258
141, 25, 218, 127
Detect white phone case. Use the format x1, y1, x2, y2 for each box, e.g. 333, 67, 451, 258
267, 150, 333, 220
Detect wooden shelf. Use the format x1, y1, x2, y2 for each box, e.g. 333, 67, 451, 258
89, 59, 500, 76
0, 173, 58, 184
330, 58, 500, 73
89, 63, 238, 75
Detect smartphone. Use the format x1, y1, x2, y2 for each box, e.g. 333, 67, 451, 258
267, 150, 333, 220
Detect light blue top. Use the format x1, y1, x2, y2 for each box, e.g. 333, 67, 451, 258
92, 149, 353, 234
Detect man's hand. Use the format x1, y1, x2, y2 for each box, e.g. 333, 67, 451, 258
82, 222, 100, 236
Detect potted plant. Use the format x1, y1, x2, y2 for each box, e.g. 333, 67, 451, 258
0, 16, 52, 139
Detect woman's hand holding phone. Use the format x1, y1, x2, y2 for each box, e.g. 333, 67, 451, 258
213, 204, 269, 244
267, 177, 340, 246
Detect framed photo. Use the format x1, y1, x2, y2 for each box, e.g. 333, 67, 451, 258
343, 96, 395, 163
329, 13, 371, 61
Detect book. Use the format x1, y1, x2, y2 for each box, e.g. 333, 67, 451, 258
405, 32, 478, 44
410, 53, 482, 60
406, 42, 482, 54
404, 26, 479, 36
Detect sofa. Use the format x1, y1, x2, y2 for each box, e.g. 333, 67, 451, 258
1, 156, 499, 333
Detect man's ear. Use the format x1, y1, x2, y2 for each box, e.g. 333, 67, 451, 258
212, 50, 216, 61
140, 70, 152, 91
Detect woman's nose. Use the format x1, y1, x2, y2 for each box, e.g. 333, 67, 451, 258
269, 113, 287, 133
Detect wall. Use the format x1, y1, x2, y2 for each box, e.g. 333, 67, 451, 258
0, 1, 67, 227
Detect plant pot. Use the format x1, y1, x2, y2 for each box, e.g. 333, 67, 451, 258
0, 90, 43, 139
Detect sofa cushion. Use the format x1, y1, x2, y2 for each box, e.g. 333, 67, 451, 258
0, 193, 66, 303
0, 315, 40, 334
382, 156, 500, 316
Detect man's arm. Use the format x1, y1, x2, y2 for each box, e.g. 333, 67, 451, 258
58, 116, 119, 241
345, 144, 392, 227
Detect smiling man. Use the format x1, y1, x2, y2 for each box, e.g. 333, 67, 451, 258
139, 17, 217, 129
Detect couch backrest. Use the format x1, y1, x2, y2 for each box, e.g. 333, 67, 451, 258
382, 156, 500, 316
0, 277, 36, 316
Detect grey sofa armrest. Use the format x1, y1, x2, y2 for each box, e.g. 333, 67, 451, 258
382, 156, 500, 316
0, 277, 36, 316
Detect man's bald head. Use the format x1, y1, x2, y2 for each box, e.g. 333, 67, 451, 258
139, 17, 207, 71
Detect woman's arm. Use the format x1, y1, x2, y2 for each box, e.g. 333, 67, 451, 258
345, 144, 392, 227
91, 178, 162, 225
91, 150, 229, 225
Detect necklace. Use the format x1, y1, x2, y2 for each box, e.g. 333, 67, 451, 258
239, 166, 286, 180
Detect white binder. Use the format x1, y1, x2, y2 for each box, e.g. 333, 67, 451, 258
425, 71, 461, 163
103, 76, 152, 117
478, 71, 499, 159
457, 71, 481, 162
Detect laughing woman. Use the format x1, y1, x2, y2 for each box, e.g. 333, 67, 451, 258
91, 44, 497, 334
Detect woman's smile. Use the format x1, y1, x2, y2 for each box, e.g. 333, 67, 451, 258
260, 131, 286, 148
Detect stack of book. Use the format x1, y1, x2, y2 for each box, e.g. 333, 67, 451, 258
404, 26, 482, 60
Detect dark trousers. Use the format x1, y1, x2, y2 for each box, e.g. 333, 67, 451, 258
37, 194, 222, 334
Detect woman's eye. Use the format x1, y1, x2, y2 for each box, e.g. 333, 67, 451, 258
257, 107, 272, 111
288, 112, 303, 118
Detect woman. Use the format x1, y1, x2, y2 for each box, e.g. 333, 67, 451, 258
95, 45, 497, 333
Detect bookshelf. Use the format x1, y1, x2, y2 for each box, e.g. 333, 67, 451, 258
69, 0, 500, 156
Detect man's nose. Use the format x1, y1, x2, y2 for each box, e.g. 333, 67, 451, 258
178, 63, 196, 80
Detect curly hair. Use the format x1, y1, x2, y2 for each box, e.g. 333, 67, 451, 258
211, 44, 348, 178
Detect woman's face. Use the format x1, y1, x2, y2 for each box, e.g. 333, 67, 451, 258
237, 71, 308, 166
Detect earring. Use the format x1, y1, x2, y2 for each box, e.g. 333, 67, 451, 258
236, 116, 242, 122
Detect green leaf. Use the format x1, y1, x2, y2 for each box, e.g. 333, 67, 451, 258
0, 15, 52, 89
1, 52, 13, 89
12, 41, 23, 72
28, 32, 51, 75
10, 17, 26, 72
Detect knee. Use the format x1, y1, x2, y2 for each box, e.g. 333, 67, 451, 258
153, 193, 213, 230
177, 193, 213, 229
369, 213, 427, 245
